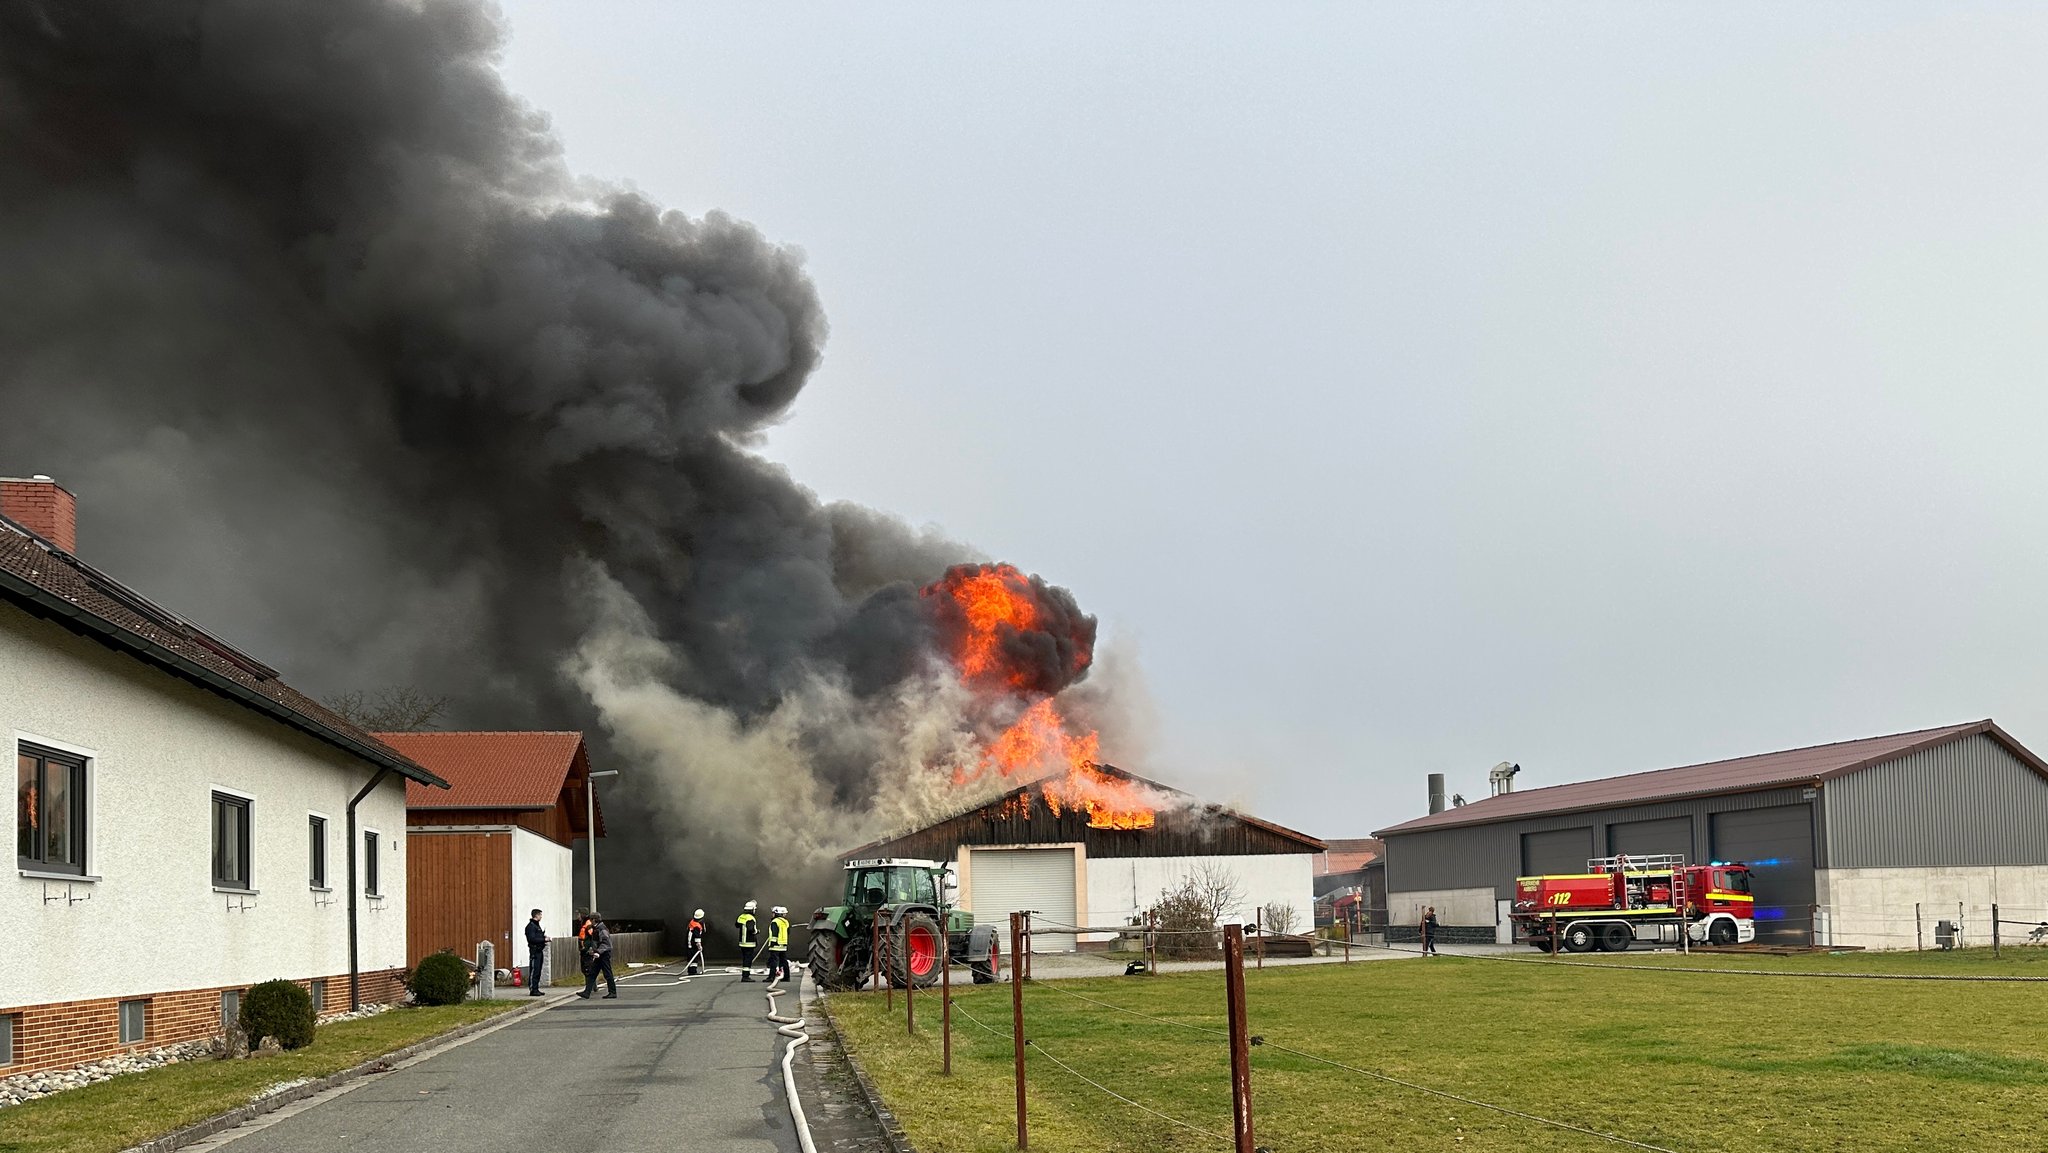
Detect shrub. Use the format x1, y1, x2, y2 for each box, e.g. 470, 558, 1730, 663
239, 980, 316, 1051
1150, 863, 1246, 960
409, 950, 470, 1006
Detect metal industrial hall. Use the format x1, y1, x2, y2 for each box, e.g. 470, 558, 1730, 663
1374, 720, 2048, 947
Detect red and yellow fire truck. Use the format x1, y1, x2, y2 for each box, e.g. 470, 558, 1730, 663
1512, 854, 1756, 952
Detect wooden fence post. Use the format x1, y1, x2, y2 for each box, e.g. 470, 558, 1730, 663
1010, 912, 1028, 1151
942, 930, 952, 1074
1993, 903, 2001, 959
1223, 924, 1256, 1153
905, 917, 915, 1035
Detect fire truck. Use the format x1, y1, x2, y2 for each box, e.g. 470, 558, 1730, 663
1512, 854, 1756, 952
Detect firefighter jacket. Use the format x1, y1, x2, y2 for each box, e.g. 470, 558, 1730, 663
736, 911, 758, 948
685, 918, 705, 949
768, 915, 790, 953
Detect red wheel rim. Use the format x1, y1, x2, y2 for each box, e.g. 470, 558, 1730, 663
909, 925, 939, 975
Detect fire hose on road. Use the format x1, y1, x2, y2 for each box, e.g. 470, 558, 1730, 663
765, 966, 817, 1153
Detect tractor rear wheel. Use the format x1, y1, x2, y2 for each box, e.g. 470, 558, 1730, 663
809, 933, 854, 990
972, 934, 999, 984
1563, 923, 1596, 953
882, 913, 945, 988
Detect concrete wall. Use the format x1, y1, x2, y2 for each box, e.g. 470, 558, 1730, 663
510, 827, 574, 969
1082, 853, 1315, 943
2, 601, 408, 1011
1815, 865, 2048, 950
1385, 886, 1497, 929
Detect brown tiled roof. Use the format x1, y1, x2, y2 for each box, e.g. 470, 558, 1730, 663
1316, 837, 1383, 875
1375, 721, 2042, 836
0, 518, 443, 787
382, 731, 591, 813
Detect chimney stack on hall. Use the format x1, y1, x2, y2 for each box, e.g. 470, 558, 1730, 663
0, 475, 78, 553
1427, 772, 1447, 815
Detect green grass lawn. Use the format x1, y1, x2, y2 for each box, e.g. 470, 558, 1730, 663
829, 949, 2048, 1152
0, 999, 525, 1153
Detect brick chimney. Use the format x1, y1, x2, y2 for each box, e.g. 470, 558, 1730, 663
0, 475, 78, 553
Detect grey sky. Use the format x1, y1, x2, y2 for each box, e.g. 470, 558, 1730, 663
497, 3, 2048, 835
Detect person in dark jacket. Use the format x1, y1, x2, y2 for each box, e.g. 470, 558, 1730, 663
524, 909, 548, 996
1421, 906, 1440, 955
579, 913, 618, 999
685, 909, 706, 975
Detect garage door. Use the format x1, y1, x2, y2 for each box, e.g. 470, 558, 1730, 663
1710, 805, 1815, 944
1521, 828, 1593, 877
968, 848, 1077, 952
1608, 817, 1693, 860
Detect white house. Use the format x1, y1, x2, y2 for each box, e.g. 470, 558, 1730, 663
2, 476, 445, 1075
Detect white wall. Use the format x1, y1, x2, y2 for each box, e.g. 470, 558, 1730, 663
1816, 865, 2048, 951
510, 827, 574, 971
1, 602, 409, 1008
1387, 887, 1497, 928
1082, 853, 1315, 943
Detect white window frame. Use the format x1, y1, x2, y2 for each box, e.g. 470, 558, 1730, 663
119, 999, 147, 1045
15, 731, 100, 882
362, 826, 382, 898
210, 784, 258, 893
308, 811, 330, 891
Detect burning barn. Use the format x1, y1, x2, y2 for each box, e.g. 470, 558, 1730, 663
843, 764, 1323, 951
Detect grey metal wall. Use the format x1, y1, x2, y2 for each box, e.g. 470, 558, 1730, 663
1608, 816, 1693, 858
1521, 827, 1592, 875
1708, 806, 1816, 944
1383, 785, 1816, 900
1826, 733, 2048, 868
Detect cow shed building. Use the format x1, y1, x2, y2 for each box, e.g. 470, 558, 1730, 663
1374, 721, 2048, 948
846, 765, 1323, 950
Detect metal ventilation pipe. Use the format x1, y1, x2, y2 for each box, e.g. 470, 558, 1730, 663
1427, 773, 1447, 815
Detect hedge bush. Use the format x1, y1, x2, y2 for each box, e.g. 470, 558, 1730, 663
410, 950, 470, 1006
239, 979, 316, 1050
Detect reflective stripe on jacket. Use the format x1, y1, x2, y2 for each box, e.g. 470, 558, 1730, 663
737, 912, 757, 947
769, 916, 789, 951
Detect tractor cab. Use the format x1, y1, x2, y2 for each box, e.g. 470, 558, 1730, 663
811, 858, 989, 991
843, 859, 951, 911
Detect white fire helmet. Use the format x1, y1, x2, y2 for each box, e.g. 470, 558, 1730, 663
693, 909, 705, 919
744, 900, 757, 911
772, 905, 787, 915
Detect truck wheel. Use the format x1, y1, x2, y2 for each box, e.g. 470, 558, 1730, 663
1708, 919, 1738, 947
1563, 924, 1596, 953
972, 935, 999, 984
883, 913, 945, 988
1597, 923, 1633, 952
809, 933, 851, 990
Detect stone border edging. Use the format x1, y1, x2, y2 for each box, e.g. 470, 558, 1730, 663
815, 991, 916, 1153
121, 995, 556, 1153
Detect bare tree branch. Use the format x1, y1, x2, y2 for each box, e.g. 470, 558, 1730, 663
326, 686, 449, 731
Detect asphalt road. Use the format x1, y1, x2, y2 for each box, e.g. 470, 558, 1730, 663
209, 968, 820, 1153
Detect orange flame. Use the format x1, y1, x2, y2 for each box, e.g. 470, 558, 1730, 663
927, 561, 1152, 830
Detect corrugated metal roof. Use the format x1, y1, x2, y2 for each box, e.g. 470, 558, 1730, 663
383, 731, 589, 810
1375, 721, 2045, 836
0, 519, 442, 787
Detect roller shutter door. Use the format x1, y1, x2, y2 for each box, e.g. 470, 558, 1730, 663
1520, 827, 1593, 877
1608, 817, 1693, 860
1710, 805, 1815, 944
968, 848, 1077, 952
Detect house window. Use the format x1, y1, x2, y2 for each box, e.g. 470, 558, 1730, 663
0, 1014, 13, 1065
309, 979, 326, 1013
308, 816, 327, 888
362, 830, 380, 896
119, 1000, 147, 1044
17, 744, 87, 875
212, 792, 252, 889
221, 990, 240, 1030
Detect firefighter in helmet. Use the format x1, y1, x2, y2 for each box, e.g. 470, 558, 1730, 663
686, 909, 706, 975
765, 906, 792, 984
737, 900, 759, 982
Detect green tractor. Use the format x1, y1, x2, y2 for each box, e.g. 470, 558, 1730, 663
809, 858, 1001, 990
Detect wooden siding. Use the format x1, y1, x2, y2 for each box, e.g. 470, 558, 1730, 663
854, 786, 1319, 862
406, 830, 512, 968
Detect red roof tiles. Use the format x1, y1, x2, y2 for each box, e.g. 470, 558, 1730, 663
1375, 720, 2044, 836
383, 731, 590, 810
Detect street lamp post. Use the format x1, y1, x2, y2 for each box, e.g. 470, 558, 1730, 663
585, 769, 620, 913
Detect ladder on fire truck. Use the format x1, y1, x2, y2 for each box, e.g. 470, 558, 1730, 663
1588, 853, 1692, 953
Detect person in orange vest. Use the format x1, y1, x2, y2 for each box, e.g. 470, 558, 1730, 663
686, 909, 706, 975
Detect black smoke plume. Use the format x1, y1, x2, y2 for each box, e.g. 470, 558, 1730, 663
0, 0, 1094, 935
